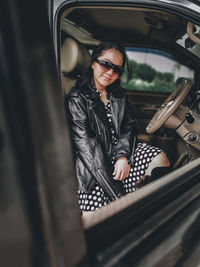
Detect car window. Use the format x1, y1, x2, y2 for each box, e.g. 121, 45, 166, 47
121, 48, 194, 93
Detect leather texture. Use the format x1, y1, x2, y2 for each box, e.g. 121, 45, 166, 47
65, 83, 138, 200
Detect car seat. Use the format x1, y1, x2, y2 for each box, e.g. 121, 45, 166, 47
61, 37, 91, 95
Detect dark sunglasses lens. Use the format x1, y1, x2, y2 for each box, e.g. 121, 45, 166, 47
97, 59, 123, 75
100, 61, 112, 70
113, 66, 123, 75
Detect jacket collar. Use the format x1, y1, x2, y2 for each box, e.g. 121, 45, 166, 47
84, 78, 115, 100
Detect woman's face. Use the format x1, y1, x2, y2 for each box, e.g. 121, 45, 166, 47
91, 48, 123, 91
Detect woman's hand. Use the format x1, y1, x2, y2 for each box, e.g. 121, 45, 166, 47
113, 157, 130, 181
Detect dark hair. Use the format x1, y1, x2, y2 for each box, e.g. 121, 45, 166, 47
77, 41, 127, 90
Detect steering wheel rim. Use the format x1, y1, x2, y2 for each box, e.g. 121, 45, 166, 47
187, 22, 200, 45
146, 79, 192, 134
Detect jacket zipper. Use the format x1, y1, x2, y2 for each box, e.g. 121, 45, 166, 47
130, 136, 137, 165
110, 95, 125, 136
118, 98, 125, 131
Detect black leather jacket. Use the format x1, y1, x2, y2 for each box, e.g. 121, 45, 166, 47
65, 84, 138, 201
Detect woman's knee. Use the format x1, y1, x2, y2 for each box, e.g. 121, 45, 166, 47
145, 152, 170, 176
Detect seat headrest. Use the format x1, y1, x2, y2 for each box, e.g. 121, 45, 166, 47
61, 37, 90, 76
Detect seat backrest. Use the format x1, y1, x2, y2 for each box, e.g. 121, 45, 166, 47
61, 37, 91, 95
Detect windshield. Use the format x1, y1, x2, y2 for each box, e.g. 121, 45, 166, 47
121, 47, 194, 93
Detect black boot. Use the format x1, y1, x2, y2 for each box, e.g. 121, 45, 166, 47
138, 166, 172, 187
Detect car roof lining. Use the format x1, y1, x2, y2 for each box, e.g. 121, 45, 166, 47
61, 6, 187, 47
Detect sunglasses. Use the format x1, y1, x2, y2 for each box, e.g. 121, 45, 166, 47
95, 59, 124, 76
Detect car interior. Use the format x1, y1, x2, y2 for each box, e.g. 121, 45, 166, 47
59, 5, 200, 171
58, 3, 200, 210
56, 4, 200, 265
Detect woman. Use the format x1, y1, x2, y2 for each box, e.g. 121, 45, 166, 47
65, 41, 170, 215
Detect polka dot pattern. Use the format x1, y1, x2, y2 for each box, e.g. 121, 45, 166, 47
78, 185, 110, 211
122, 143, 162, 193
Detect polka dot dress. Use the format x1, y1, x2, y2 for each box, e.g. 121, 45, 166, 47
122, 142, 162, 193
78, 185, 110, 211
78, 92, 162, 212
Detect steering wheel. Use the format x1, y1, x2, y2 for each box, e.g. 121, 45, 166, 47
146, 79, 192, 134
187, 22, 200, 45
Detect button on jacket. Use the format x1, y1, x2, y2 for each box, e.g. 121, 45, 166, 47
65, 84, 138, 200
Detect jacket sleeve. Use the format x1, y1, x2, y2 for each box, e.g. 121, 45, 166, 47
66, 93, 99, 171
114, 96, 138, 162
65, 93, 125, 200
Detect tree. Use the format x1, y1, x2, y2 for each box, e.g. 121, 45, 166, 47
136, 63, 157, 83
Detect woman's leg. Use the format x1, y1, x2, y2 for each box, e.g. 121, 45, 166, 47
123, 143, 168, 192
139, 152, 171, 187
144, 152, 171, 177
82, 211, 95, 218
